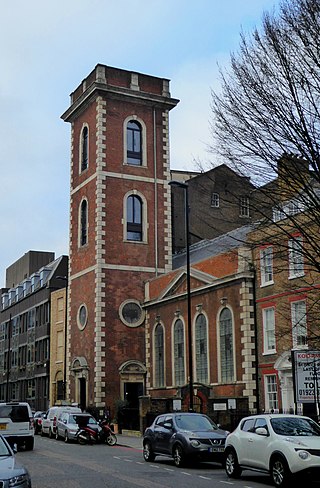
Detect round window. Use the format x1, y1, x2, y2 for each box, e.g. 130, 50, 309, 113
77, 304, 88, 330
119, 300, 145, 327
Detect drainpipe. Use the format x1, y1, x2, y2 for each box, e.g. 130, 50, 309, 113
252, 267, 260, 413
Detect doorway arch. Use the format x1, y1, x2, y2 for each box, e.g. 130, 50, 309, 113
70, 356, 89, 410
118, 360, 146, 430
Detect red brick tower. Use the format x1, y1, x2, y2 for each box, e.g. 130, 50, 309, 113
61, 65, 178, 423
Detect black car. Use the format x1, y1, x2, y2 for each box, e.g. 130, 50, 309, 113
143, 412, 229, 467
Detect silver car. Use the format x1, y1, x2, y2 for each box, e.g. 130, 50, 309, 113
0, 434, 31, 487
41, 406, 81, 438
55, 412, 100, 443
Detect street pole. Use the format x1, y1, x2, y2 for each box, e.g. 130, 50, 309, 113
313, 360, 320, 422
169, 180, 193, 411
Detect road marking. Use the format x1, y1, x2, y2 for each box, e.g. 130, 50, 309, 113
114, 450, 233, 484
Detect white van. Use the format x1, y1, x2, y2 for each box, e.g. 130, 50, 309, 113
42, 406, 82, 438
0, 402, 34, 450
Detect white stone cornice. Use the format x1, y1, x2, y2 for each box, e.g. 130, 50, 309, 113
102, 263, 166, 273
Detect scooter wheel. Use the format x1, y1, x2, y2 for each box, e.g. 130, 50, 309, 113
106, 434, 117, 446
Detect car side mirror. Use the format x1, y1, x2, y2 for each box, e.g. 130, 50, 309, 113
163, 422, 172, 430
63, 420, 67, 424
255, 427, 268, 436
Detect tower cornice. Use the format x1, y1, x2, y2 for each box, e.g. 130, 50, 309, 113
61, 64, 179, 123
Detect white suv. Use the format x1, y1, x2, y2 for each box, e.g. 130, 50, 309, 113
225, 414, 320, 487
42, 406, 81, 438
0, 402, 34, 450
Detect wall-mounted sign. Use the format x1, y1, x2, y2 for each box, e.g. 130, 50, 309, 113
173, 399, 181, 411
213, 403, 227, 411
292, 350, 320, 403
228, 399, 236, 410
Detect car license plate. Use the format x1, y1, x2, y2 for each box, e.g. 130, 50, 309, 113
0, 424, 7, 430
208, 447, 224, 452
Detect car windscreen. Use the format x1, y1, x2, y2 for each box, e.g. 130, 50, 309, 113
68, 415, 78, 424
0, 437, 12, 456
88, 417, 97, 425
271, 417, 320, 436
175, 415, 218, 431
0, 406, 29, 422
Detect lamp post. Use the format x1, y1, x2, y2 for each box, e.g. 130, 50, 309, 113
6, 314, 12, 402
312, 359, 320, 422
169, 180, 193, 411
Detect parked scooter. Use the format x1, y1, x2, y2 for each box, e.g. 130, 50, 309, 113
76, 425, 97, 445
76, 419, 117, 446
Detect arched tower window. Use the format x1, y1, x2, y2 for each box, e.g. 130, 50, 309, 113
80, 199, 88, 247
219, 308, 234, 382
195, 313, 208, 384
154, 323, 164, 387
127, 195, 142, 241
173, 319, 185, 386
80, 126, 89, 172
127, 120, 142, 165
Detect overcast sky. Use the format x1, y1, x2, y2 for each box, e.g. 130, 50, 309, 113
0, 0, 280, 286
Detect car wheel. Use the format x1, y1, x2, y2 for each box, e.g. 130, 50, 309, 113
225, 449, 242, 478
173, 444, 186, 468
64, 431, 69, 443
25, 438, 34, 451
143, 441, 155, 462
48, 428, 54, 439
271, 455, 291, 488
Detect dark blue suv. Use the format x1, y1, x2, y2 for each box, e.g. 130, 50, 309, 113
143, 412, 229, 467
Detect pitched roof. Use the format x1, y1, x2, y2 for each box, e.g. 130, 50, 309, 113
173, 223, 254, 269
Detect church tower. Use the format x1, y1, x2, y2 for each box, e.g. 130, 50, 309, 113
61, 65, 178, 422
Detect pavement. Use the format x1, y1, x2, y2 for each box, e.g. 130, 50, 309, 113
116, 433, 143, 450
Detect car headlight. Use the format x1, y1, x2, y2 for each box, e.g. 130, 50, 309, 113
297, 450, 310, 460
190, 440, 201, 448
285, 437, 307, 447
9, 474, 29, 486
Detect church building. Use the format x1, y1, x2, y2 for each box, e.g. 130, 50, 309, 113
61, 64, 179, 426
